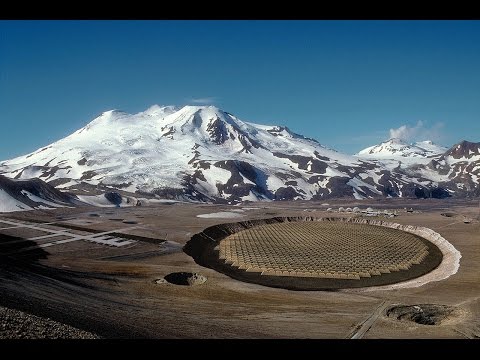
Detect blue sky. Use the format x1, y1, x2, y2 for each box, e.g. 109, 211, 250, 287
1, 20, 479, 160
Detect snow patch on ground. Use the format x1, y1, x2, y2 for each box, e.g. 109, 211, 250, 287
352, 188, 365, 200
197, 211, 244, 219
0, 189, 32, 212
55, 180, 80, 189
265, 174, 286, 193
347, 177, 382, 195
21, 190, 66, 208
241, 191, 260, 202
75, 194, 132, 207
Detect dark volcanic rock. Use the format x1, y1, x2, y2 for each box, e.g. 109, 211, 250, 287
104, 191, 123, 206
275, 187, 301, 200
443, 140, 480, 159
206, 117, 229, 145
163, 272, 207, 286
273, 152, 327, 174
211, 160, 273, 202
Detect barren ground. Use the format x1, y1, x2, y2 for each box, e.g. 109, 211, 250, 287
0, 197, 479, 338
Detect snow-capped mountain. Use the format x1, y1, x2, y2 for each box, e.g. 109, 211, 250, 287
417, 140, 480, 197
0, 105, 478, 203
356, 138, 447, 167
356, 138, 480, 197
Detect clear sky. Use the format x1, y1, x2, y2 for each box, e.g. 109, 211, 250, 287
1, 20, 479, 160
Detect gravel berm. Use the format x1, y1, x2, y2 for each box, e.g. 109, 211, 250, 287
0, 305, 98, 339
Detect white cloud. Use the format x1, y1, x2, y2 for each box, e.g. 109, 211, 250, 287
389, 121, 444, 143
190, 97, 217, 105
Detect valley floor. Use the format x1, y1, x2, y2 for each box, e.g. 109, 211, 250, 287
0, 198, 479, 339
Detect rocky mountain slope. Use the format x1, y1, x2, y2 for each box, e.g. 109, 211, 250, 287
0, 175, 80, 212
357, 139, 480, 198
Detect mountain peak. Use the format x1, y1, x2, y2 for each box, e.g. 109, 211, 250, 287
457, 140, 479, 147
0, 103, 362, 203
102, 109, 127, 117
357, 137, 446, 161
179, 104, 221, 113
385, 137, 408, 145
443, 140, 480, 159
417, 140, 434, 145
143, 105, 178, 116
